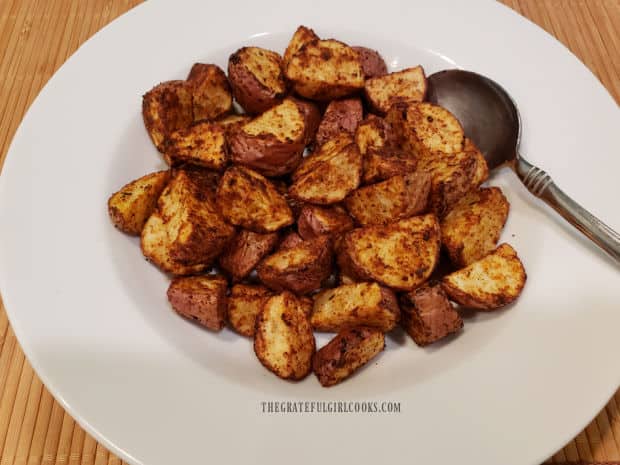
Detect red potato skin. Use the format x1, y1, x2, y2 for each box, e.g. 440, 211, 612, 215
167, 277, 228, 331
279, 231, 304, 249
218, 230, 280, 282
353, 47, 388, 79
297, 205, 354, 240
315, 98, 364, 147
229, 133, 306, 177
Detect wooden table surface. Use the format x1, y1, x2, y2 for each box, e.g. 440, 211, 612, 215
0, 1, 618, 464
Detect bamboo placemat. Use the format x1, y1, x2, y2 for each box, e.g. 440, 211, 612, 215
0, 1, 618, 464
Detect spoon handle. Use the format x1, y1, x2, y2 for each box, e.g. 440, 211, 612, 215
514, 157, 620, 264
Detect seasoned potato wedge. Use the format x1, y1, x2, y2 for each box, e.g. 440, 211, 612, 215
364, 66, 427, 114
227, 284, 272, 337
186, 63, 232, 122
167, 275, 228, 331
441, 187, 510, 267
216, 166, 293, 233
257, 236, 332, 294
141, 169, 235, 275
108, 170, 170, 235
464, 138, 489, 187
283, 25, 319, 67
313, 327, 385, 387
442, 243, 526, 310
338, 214, 441, 291
355, 115, 392, 156
228, 47, 287, 114
352, 46, 388, 79
297, 205, 354, 240
285, 39, 365, 101
400, 284, 463, 346
315, 97, 363, 146
289, 133, 362, 205
142, 80, 193, 152
229, 98, 319, 176
254, 291, 316, 380
345, 171, 431, 226
311, 282, 399, 332
164, 122, 227, 170
219, 229, 280, 281
386, 101, 464, 158
362, 149, 418, 184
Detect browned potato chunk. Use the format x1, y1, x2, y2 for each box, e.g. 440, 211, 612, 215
313, 327, 385, 387
227, 284, 272, 337
257, 236, 332, 295
254, 291, 315, 380
362, 149, 418, 184
186, 63, 232, 122
228, 47, 287, 114
167, 275, 228, 331
441, 187, 510, 267
283, 25, 319, 67
365, 66, 427, 114
311, 282, 399, 332
297, 205, 354, 240
355, 115, 392, 156
285, 39, 365, 101
315, 98, 363, 146
352, 47, 388, 79
279, 231, 304, 250
338, 214, 441, 291
142, 81, 193, 152
215, 114, 251, 135
442, 243, 526, 310
216, 166, 293, 233
289, 133, 362, 205
164, 122, 227, 170
219, 230, 280, 282
141, 169, 235, 275
400, 284, 463, 346
465, 138, 489, 187
345, 171, 431, 226
386, 102, 464, 159
228, 98, 319, 176
108, 170, 169, 235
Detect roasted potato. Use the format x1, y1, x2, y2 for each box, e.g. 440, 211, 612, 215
279, 231, 304, 249
216, 166, 293, 233
441, 187, 510, 267
219, 229, 280, 281
464, 138, 489, 187
108, 170, 170, 235
284, 39, 365, 101
338, 214, 441, 291
315, 97, 363, 146
297, 205, 354, 240
289, 133, 362, 205
352, 46, 388, 79
254, 291, 316, 380
310, 282, 399, 332
142, 80, 193, 152
400, 284, 463, 346
313, 327, 385, 387
355, 115, 392, 156
228, 98, 320, 176
227, 284, 272, 337
164, 122, 227, 170
215, 114, 251, 135
386, 101, 464, 158
141, 169, 235, 275
345, 171, 431, 226
442, 243, 526, 310
167, 275, 228, 331
257, 236, 332, 295
362, 149, 418, 184
228, 47, 287, 114
283, 25, 319, 67
364, 66, 427, 115
186, 63, 232, 122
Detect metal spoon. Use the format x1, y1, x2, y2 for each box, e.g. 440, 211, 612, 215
427, 69, 620, 265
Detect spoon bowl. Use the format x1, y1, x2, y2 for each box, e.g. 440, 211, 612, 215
426, 69, 620, 264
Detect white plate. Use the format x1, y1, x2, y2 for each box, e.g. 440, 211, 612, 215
1, 1, 619, 464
